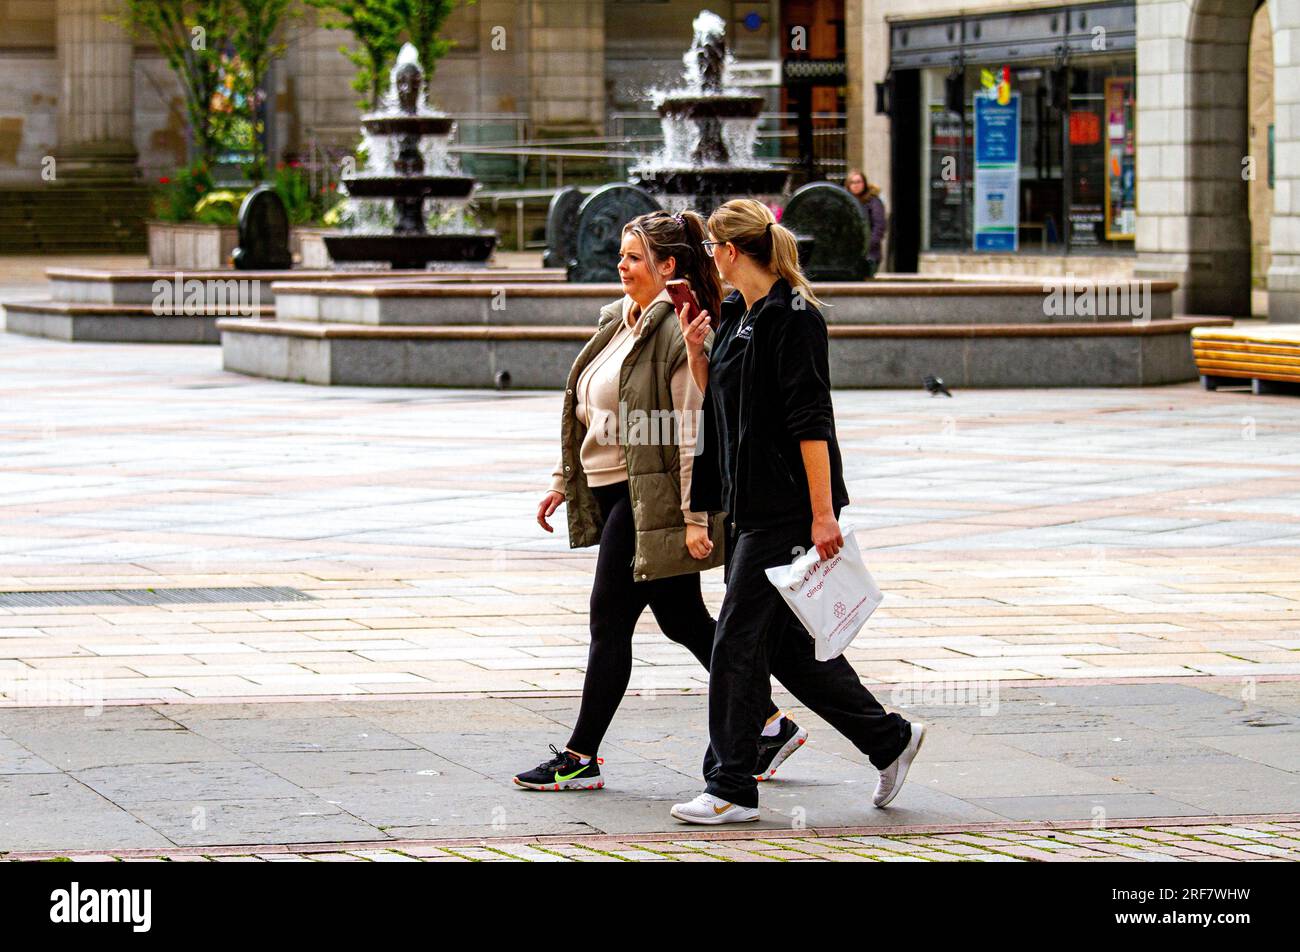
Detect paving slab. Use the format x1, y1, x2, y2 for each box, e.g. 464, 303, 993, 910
0, 685, 1296, 850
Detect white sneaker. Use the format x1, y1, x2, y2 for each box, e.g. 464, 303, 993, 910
872, 722, 926, 808
670, 792, 760, 825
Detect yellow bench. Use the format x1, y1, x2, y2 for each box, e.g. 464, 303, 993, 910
1192, 324, 1300, 395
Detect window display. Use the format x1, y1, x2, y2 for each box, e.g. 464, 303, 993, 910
919, 56, 1135, 256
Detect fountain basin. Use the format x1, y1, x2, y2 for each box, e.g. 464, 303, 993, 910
322, 233, 497, 269
361, 115, 454, 137
657, 95, 764, 119
630, 166, 791, 197
342, 175, 477, 199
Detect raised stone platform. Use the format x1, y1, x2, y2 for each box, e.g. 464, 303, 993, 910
2, 267, 562, 343
218, 313, 1224, 389
3, 301, 249, 343
215, 274, 1230, 388
3, 266, 1231, 387
266, 277, 1178, 327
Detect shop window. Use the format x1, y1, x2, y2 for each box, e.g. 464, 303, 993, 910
1067, 62, 1136, 251
919, 56, 1135, 256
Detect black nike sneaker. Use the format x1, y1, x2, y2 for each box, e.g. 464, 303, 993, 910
754, 717, 809, 781
513, 744, 605, 791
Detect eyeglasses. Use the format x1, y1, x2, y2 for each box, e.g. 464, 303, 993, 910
701, 240, 723, 253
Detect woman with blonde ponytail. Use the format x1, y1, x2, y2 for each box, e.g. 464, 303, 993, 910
669, 199, 925, 825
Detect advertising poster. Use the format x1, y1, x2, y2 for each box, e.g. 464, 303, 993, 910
973, 91, 1019, 252
1104, 76, 1136, 240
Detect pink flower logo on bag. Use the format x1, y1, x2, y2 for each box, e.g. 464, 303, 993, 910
833, 601, 847, 619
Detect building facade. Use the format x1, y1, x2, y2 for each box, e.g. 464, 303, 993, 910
856, 0, 1297, 320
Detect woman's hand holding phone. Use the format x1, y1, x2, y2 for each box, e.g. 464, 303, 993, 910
677, 302, 710, 361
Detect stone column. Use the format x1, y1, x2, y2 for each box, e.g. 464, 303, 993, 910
845, 0, 864, 174
858, 1, 891, 203
528, 0, 605, 135
1133, 0, 1252, 316
1267, 0, 1300, 322
55, 0, 137, 180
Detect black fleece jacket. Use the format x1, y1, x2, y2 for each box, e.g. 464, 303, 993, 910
690, 278, 850, 529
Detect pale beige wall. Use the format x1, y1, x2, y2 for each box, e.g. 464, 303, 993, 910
606, 0, 778, 110
134, 55, 185, 181
1249, 3, 1273, 291
0, 51, 57, 184
0, 0, 57, 47
281, 1, 527, 154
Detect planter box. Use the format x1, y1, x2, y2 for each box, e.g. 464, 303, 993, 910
293, 227, 332, 269
150, 221, 333, 270
148, 221, 238, 270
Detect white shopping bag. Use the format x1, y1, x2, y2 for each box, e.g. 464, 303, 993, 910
764, 526, 883, 662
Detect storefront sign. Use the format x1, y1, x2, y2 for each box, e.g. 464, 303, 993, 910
973, 91, 1020, 252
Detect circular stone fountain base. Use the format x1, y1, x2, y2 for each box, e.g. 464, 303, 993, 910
630, 167, 791, 198
213, 275, 1231, 389
323, 233, 497, 269
340, 175, 477, 199
657, 96, 765, 119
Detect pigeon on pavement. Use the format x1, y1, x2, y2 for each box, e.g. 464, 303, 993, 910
923, 375, 952, 397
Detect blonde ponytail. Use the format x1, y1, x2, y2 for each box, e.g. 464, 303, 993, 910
706, 199, 825, 309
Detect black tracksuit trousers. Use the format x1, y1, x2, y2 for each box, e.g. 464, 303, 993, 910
702, 518, 912, 808
566, 481, 778, 757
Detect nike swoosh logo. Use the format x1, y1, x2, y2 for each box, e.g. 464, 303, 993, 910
713, 802, 733, 815
555, 766, 587, 782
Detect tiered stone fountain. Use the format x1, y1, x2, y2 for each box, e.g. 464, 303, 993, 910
559, 11, 792, 282
324, 45, 496, 269
629, 10, 789, 205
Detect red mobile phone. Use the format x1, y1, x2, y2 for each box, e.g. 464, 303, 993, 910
666, 279, 714, 331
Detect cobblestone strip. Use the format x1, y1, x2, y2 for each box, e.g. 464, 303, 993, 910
7, 822, 1298, 863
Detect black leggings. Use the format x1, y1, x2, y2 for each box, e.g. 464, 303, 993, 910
567, 481, 778, 756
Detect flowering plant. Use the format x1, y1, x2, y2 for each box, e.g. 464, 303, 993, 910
152, 162, 229, 222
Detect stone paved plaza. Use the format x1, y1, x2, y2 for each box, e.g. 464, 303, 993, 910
6, 821, 1299, 863
1, 281, 1299, 859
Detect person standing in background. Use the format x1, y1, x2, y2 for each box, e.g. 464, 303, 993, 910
845, 168, 886, 278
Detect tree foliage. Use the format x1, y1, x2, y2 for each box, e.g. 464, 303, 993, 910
305, 0, 404, 111
403, 0, 461, 88
116, 0, 233, 167
231, 0, 296, 178
116, 0, 295, 179
307, 0, 472, 110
